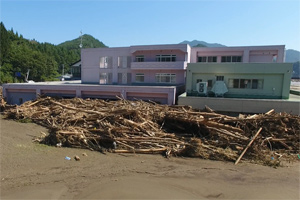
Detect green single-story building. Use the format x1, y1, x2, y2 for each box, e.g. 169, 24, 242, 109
185, 63, 293, 99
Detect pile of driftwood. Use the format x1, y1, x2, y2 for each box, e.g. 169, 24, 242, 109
3, 96, 300, 166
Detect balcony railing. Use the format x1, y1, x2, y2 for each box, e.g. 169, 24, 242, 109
131, 61, 187, 70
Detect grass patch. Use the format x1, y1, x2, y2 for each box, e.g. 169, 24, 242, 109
17, 118, 32, 123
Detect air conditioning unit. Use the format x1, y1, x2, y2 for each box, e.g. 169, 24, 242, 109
211, 81, 228, 97
196, 82, 208, 95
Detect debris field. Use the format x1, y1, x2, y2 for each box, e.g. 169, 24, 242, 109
3, 96, 300, 166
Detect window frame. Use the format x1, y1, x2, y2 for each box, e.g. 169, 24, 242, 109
100, 56, 111, 68
208, 56, 217, 62
99, 72, 112, 84
135, 73, 145, 82
228, 78, 263, 89
221, 56, 242, 63
156, 55, 176, 62
197, 56, 217, 63
135, 55, 144, 62
216, 76, 224, 81
155, 73, 176, 83
197, 56, 207, 63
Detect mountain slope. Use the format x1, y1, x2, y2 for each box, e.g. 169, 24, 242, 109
180, 40, 226, 47
58, 34, 107, 50
292, 61, 300, 78
285, 49, 300, 63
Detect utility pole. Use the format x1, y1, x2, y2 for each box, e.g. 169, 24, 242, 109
79, 30, 83, 48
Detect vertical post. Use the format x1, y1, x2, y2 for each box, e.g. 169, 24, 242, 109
235, 127, 263, 165
36, 89, 41, 98
243, 49, 250, 63
76, 89, 81, 98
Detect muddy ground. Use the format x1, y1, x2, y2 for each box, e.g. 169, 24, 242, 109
0, 116, 299, 199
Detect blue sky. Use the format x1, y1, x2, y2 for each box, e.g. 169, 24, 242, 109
1, 0, 300, 51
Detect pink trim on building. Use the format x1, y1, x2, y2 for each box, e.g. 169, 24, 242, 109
190, 45, 285, 63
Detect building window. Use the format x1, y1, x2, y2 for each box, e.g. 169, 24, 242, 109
127, 73, 132, 84
216, 76, 224, 81
232, 56, 242, 62
156, 55, 176, 62
228, 78, 263, 89
118, 73, 122, 84
221, 56, 242, 63
196, 79, 202, 83
272, 55, 277, 62
233, 79, 239, 88
117, 57, 122, 68
135, 55, 144, 62
155, 73, 176, 83
197, 57, 207, 62
208, 56, 217, 62
135, 73, 145, 82
221, 56, 230, 62
100, 56, 112, 68
240, 79, 251, 89
207, 80, 213, 87
197, 56, 217, 63
118, 56, 130, 68
99, 73, 112, 84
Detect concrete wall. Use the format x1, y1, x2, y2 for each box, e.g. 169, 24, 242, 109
5, 89, 37, 105
186, 63, 293, 99
178, 94, 300, 115
3, 83, 178, 105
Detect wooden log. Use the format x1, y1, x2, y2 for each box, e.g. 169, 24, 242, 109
265, 109, 275, 115
278, 141, 292, 150
235, 127, 263, 165
50, 100, 106, 116
113, 147, 167, 154
270, 138, 287, 142
261, 137, 288, 144
205, 121, 244, 133
204, 105, 215, 113
247, 114, 258, 119
118, 136, 185, 144
116, 141, 135, 149
118, 138, 184, 145
223, 116, 286, 123
57, 131, 84, 135
167, 110, 235, 120
26, 99, 42, 107
207, 127, 249, 141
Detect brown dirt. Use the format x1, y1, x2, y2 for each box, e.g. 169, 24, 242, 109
0, 116, 299, 199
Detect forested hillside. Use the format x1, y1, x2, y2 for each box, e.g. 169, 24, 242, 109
58, 34, 106, 49
0, 22, 106, 83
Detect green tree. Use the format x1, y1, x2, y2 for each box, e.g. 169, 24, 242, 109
0, 22, 11, 65
0, 63, 14, 83
0, 22, 107, 83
